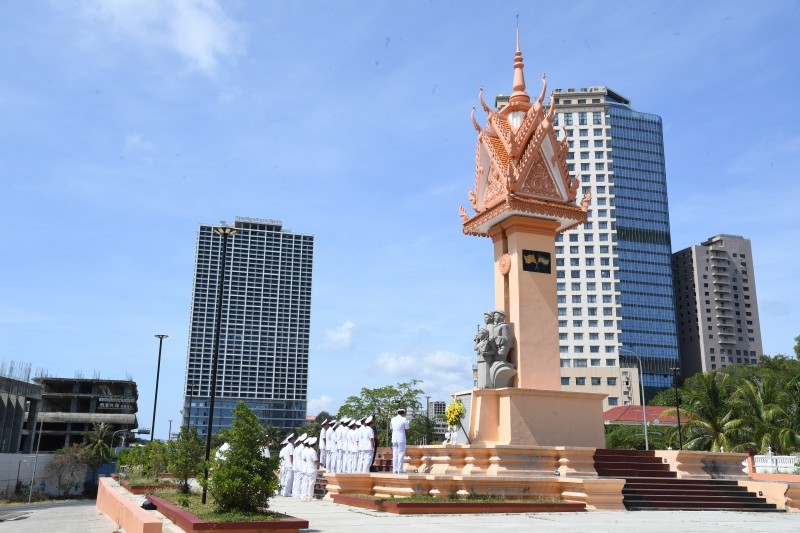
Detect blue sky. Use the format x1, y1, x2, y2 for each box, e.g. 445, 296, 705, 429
1, 1, 799, 437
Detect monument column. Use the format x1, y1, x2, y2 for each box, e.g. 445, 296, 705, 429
456, 30, 604, 448
488, 216, 561, 390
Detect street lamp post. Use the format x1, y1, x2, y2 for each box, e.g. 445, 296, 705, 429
202, 225, 237, 504
112, 429, 130, 448
620, 349, 649, 451
152, 334, 168, 441
168, 419, 174, 439
671, 366, 683, 450
425, 396, 431, 446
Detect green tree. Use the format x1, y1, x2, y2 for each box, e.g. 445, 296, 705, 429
146, 440, 169, 481
408, 413, 437, 445
729, 378, 784, 453
167, 425, 205, 494
338, 380, 424, 446
663, 372, 734, 452
794, 335, 800, 359
205, 402, 279, 513
47, 444, 92, 498
84, 423, 114, 469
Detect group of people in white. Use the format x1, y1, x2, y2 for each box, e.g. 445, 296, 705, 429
277, 433, 320, 501
278, 414, 383, 500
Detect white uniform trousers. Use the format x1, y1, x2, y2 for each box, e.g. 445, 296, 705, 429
357, 450, 373, 473
392, 442, 406, 473
280, 467, 294, 496
292, 466, 302, 497
328, 448, 337, 473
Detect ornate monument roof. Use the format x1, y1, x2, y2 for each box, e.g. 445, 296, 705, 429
460, 31, 590, 236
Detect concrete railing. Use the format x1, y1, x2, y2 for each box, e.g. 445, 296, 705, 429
754, 453, 800, 474
96, 477, 161, 533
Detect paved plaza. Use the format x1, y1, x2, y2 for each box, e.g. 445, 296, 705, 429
2, 496, 799, 533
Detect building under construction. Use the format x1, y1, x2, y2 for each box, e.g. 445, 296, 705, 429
32, 375, 139, 451
0, 362, 41, 453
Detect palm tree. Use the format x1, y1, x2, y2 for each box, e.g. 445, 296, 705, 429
774, 376, 800, 454
664, 372, 735, 452
728, 377, 784, 454
85, 422, 114, 476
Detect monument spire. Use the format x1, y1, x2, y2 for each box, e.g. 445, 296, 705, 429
510, 18, 530, 104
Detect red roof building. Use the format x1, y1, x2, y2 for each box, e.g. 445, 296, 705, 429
603, 405, 680, 427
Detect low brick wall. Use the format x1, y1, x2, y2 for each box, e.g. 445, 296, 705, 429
96, 477, 162, 533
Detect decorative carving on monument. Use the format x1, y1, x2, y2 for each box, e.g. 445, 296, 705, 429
474, 310, 517, 389
470, 106, 482, 133
568, 176, 580, 200
479, 86, 492, 113
516, 148, 561, 200
459, 204, 469, 223
483, 165, 505, 207
498, 253, 511, 276
459, 31, 588, 237
581, 189, 592, 212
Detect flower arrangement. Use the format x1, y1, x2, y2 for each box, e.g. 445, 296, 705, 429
445, 399, 466, 444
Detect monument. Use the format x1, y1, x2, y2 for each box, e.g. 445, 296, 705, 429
324, 30, 624, 511
455, 29, 605, 448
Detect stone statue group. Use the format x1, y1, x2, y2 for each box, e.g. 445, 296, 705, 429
474, 310, 517, 389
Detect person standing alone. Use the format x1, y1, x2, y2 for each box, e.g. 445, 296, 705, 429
390, 408, 409, 473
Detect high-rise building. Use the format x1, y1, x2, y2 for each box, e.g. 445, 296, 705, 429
183, 216, 313, 436
501, 86, 679, 403
672, 234, 763, 377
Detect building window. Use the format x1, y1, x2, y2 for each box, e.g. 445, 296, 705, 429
576, 377, 586, 386
563, 113, 573, 125
608, 397, 619, 406
593, 111, 602, 125
607, 377, 617, 386
561, 377, 570, 385
575, 359, 588, 367
579, 112, 587, 125
591, 377, 601, 385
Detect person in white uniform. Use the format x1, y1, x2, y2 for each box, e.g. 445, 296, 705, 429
390, 408, 410, 473
336, 417, 350, 472
318, 419, 328, 469
358, 416, 375, 472
278, 433, 295, 496
301, 436, 319, 501
325, 421, 336, 471
347, 419, 359, 473
291, 432, 307, 498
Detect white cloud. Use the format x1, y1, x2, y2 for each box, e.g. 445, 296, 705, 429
80, 0, 242, 75
124, 133, 155, 153
307, 395, 333, 416
373, 348, 473, 402
375, 352, 416, 376
324, 320, 356, 350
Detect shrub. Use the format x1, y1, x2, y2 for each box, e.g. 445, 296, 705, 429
167, 425, 205, 494
204, 402, 279, 512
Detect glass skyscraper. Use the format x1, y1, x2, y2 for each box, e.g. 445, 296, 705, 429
183, 216, 313, 436
550, 87, 679, 401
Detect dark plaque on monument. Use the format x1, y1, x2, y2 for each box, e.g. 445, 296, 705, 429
521, 250, 551, 274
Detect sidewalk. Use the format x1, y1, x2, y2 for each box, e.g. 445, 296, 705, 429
267, 495, 800, 533
4, 493, 799, 532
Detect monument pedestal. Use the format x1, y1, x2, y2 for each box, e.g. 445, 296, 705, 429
465, 388, 606, 448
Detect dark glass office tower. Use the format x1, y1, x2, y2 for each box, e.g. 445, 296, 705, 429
183, 217, 313, 436
546, 87, 680, 402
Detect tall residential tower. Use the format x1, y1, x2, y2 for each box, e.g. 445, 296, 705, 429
673, 234, 763, 377
531, 87, 679, 403
183, 217, 313, 436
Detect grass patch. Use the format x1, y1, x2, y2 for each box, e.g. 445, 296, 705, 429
152, 489, 288, 523
120, 474, 174, 486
